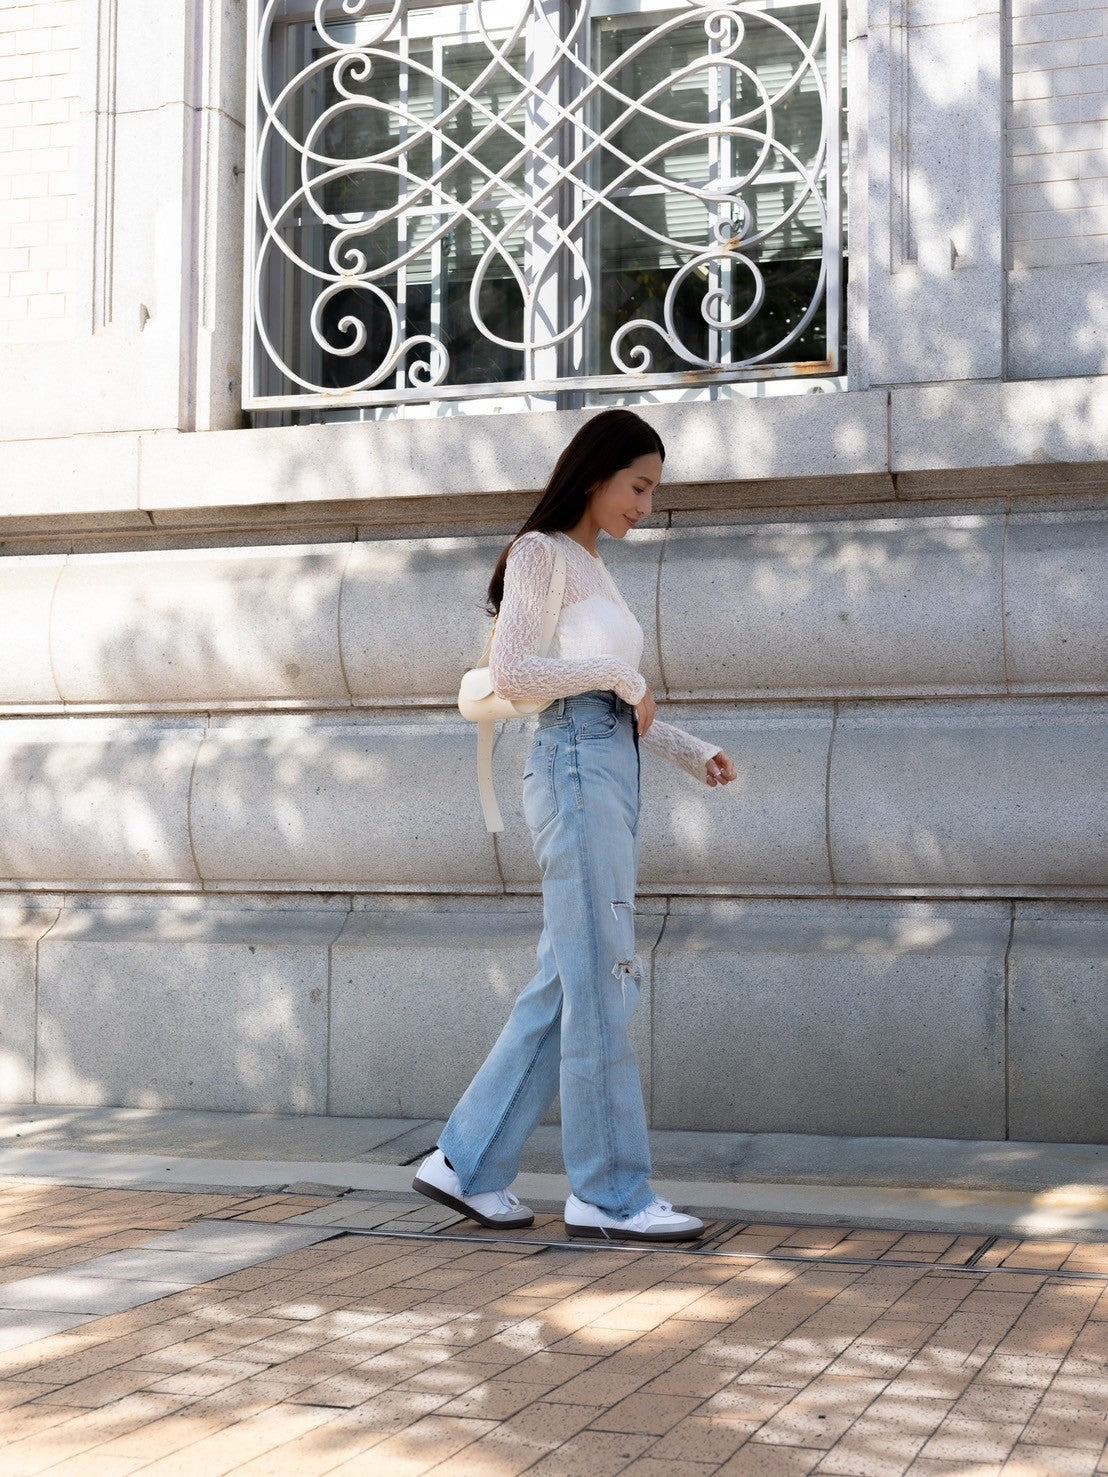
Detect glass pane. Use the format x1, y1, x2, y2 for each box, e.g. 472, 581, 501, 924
592, 1, 830, 375
264, 18, 528, 393
251, 0, 841, 407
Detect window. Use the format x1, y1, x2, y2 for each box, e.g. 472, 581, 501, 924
244, 0, 843, 412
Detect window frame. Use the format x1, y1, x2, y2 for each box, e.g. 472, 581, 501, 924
243, 0, 844, 414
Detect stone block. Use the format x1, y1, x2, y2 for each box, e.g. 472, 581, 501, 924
192, 107, 246, 432
109, 0, 191, 113
1007, 264, 1108, 382
0, 345, 169, 446
148, 1220, 335, 1254
830, 697, 1108, 892
0, 94, 223, 446
891, 376, 1108, 493
0, 432, 140, 524
13, 525, 669, 714
210, 0, 248, 127
341, 535, 497, 703
860, 2, 1004, 388
1005, 511, 1108, 693
369, 527, 663, 704
74, 1248, 274, 1282
188, 715, 502, 889
329, 907, 662, 1120
12, 380, 1105, 540
139, 415, 537, 514
2, 104, 200, 450
104, 0, 246, 126
1008, 904, 1108, 1143
638, 705, 832, 894
0, 1310, 96, 1352
0, 1274, 187, 1315
50, 544, 349, 706
660, 517, 1006, 698
108, 105, 190, 336
3, 691, 1105, 896
868, 265, 1006, 389
654, 392, 891, 495
652, 900, 1009, 1137
8, 508, 1108, 719
0, 553, 63, 703
0, 718, 202, 885
35, 907, 338, 1111
0, 905, 57, 1104
140, 395, 890, 524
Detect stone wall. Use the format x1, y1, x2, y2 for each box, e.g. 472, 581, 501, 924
0, 0, 81, 343
1, 482, 1106, 1141
0, 0, 244, 437
1007, 0, 1108, 271
1005, 0, 1108, 378
0, 1, 1106, 1144
2, 509, 1108, 902
1, 895, 1103, 1143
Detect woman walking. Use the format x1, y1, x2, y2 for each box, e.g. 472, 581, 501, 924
414, 409, 736, 1243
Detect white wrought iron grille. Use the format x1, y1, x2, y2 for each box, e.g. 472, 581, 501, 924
244, 0, 843, 410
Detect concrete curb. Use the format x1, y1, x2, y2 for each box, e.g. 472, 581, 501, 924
1, 1146, 1106, 1240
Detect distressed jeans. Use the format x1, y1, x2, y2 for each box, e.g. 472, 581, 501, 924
439, 689, 654, 1219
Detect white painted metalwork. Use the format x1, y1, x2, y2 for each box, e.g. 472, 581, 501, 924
244, 0, 842, 410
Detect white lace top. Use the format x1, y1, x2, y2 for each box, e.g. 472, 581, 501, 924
488, 529, 721, 781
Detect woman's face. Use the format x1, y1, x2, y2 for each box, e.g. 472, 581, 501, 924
587, 452, 662, 539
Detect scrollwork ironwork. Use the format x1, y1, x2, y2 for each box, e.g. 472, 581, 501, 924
246, 0, 840, 406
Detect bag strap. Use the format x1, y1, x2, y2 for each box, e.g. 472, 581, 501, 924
476, 620, 496, 671
477, 541, 567, 833
476, 717, 503, 832
539, 542, 567, 651
477, 539, 567, 668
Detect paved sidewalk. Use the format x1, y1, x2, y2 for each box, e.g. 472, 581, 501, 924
0, 1178, 1105, 1475
0, 1107, 1105, 1240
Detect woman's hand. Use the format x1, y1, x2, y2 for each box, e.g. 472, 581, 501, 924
635, 686, 656, 737
705, 751, 736, 787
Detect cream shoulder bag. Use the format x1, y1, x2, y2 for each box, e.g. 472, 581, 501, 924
457, 543, 567, 833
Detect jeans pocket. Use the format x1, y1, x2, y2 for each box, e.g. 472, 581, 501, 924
522, 740, 558, 833
576, 712, 619, 740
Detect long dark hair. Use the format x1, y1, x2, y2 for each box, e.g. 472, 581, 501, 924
486, 409, 665, 615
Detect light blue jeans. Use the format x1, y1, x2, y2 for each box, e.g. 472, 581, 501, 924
439, 689, 654, 1219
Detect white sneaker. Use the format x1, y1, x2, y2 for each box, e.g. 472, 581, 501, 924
564, 1192, 705, 1242
412, 1149, 534, 1229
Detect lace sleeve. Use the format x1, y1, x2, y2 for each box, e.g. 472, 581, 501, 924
639, 716, 721, 781
488, 532, 647, 706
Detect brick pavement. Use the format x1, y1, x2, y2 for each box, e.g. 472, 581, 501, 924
0, 1181, 1104, 1475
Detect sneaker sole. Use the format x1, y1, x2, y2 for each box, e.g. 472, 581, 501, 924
412, 1174, 535, 1230
564, 1219, 705, 1243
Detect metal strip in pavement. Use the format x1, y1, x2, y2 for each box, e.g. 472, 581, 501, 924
336, 1226, 1108, 1282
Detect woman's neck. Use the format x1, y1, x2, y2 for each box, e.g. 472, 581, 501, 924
562, 504, 605, 556
560, 529, 601, 559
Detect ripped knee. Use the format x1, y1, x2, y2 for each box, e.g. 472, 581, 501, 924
611, 953, 643, 983
609, 899, 643, 984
